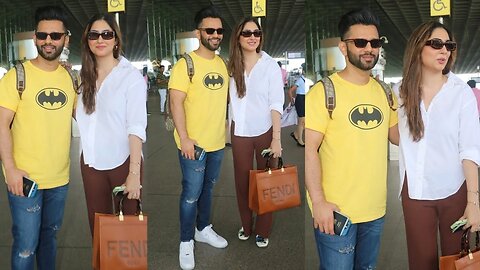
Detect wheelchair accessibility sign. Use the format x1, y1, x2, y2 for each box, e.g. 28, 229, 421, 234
108, 0, 125, 13
252, 0, 266, 17
430, 0, 450, 17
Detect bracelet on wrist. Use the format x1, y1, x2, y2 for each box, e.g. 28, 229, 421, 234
129, 171, 140, 176
467, 200, 478, 206
130, 162, 141, 167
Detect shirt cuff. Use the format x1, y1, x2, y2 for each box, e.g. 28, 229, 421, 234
127, 125, 147, 143
460, 149, 480, 166
270, 103, 284, 114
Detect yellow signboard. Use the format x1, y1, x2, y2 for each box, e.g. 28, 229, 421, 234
430, 0, 450, 17
108, 0, 125, 13
252, 0, 266, 17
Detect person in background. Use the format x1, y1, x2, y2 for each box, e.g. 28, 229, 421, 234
0, 6, 76, 269
228, 17, 284, 248
467, 79, 480, 117
288, 63, 307, 147
169, 5, 229, 270
156, 65, 169, 114
395, 21, 480, 270
277, 61, 288, 87
76, 13, 147, 235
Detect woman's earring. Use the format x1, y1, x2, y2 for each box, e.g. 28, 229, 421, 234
114, 45, 118, 50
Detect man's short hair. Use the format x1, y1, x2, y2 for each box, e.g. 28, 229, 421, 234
338, 8, 379, 39
35, 5, 69, 30
194, 5, 222, 28
467, 79, 477, 88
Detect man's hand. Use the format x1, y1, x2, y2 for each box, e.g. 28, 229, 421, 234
312, 200, 339, 235
5, 167, 28, 196
180, 137, 198, 160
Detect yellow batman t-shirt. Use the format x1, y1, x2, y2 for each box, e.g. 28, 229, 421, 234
168, 52, 228, 152
0, 61, 76, 189
305, 72, 398, 223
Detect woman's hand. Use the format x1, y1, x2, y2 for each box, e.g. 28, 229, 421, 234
462, 202, 480, 232
270, 139, 282, 158
123, 172, 142, 200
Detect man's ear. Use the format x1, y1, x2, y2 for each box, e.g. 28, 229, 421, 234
64, 35, 70, 48
195, 29, 201, 40
338, 41, 347, 57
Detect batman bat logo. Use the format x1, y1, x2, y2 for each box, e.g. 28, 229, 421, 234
349, 104, 383, 130
203, 72, 224, 90
36, 88, 68, 110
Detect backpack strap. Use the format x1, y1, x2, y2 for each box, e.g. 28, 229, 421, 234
182, 53, 194, 82
62, 65, 80, 94
14, 63, 26, 99
375, 78, 396, 111
320, 76, 336, 119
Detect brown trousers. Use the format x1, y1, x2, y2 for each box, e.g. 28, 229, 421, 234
80, 154, 144, 236
231, 122, 274, 238
401, 177, 466, 270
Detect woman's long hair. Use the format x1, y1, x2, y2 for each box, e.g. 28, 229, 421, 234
80, 13, 123, 114
400, 21, 456, 141
228, 17, 263, 98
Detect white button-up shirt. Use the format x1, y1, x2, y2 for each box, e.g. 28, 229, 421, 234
394, 72, 480, 200
229, 51, 284, 137
76, 57, 147, 170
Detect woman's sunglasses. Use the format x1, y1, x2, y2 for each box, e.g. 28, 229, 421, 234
342, 38, 383, 49
425, 38, 457, 51
87, 31, 116, 40
241, 30, 262, 38
35, 32, 68, 41
198, 28, 225, 35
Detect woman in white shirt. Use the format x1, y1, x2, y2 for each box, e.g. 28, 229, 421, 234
396, 21, 480, 270
77, 13, 147, 235
228, 17, 284, 248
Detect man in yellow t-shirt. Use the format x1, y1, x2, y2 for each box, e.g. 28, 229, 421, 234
168, 6, 228, 270
305, 8, 399, 270
0, 6, 76, 269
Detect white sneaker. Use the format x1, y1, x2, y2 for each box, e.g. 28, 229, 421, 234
194, 224, 228, 248
255, 235, 269, 248
179, 240, 195, 270
238, 227, 250, 241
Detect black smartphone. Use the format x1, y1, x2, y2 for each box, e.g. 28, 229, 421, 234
333, 211, 351, 236
23, 176, 38, 198
194, 145, 206, 160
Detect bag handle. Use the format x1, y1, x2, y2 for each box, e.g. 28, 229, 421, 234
460, 229, 480, 258
111, 191, 145, 222
264, 156, 285, 174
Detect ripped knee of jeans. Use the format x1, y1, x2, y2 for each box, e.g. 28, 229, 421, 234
338, 244, 355, 254
19, 250, 34, 258
185, 197, 198, 204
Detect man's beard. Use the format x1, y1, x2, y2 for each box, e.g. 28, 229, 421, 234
200, 35, 221, 52
346, 48, 379, 71
36, 43, 64, 61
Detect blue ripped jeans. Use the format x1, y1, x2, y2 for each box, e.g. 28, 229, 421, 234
7, 184, 68, 270
314, 216, 385, 270
178, 149, 224, 242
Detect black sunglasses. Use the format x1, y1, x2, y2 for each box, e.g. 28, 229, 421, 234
87, 31, 116, 40
241, 30, 262, 38
425, 38, 457, 51
342, 38, 384, 49
35, 32, 68, 41
198, 28, 225, 35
